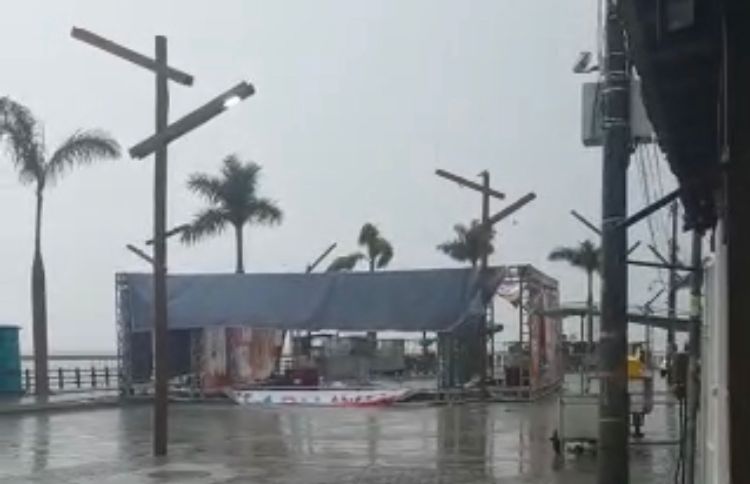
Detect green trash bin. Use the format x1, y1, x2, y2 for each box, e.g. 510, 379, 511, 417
0, 325, 22, 394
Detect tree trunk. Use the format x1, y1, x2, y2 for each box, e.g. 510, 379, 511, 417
234, 224, 244, 274
586, 269, 594, 351
32, 191, 49, 397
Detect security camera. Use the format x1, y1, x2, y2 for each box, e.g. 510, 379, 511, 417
573, 51, 598, 74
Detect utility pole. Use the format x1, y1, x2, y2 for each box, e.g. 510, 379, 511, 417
684, 230, 703, 484
479, 171, 490, 393
152, 36, 170, 457
667, 201, 679, 372
597, 1, 631, 483
435, 168, 535, 387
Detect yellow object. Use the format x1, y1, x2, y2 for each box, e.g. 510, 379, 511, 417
628, 356, 644, 379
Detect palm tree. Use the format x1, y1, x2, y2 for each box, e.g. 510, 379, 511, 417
0, 97, 121, 396
326, 223, 393, 343
358, 223, 393, 272
437, 220, 495, 267
326, 223, 393, 273
548, 240, 601, 349
181, 155, 282, 273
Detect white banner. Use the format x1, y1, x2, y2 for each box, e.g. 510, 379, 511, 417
229, 388, 410, 407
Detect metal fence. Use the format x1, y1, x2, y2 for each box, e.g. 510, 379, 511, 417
21, 355, 118, 394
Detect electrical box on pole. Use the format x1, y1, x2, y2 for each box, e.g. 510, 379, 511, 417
581, 80, 654, 147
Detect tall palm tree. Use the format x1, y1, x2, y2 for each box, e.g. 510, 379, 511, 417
181, 155, 282, 273
548, 240, 601, 349
358, 223, 393, 272
0, 97, 121, 396
437, 220, 495, 267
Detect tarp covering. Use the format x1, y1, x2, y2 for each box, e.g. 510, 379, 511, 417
120, 268, 500, 333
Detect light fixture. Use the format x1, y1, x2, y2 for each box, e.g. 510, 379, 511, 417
573, 51, 599, 74
223, 95, 241, 109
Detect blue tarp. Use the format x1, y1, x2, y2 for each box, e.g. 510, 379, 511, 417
120, 268, 500, 333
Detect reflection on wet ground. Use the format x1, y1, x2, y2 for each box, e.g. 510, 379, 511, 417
0, 391, 679, 483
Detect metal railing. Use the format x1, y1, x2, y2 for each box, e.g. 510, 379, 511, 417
20, 355, 118, 394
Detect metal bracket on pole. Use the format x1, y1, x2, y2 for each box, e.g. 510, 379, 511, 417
126, 244, 155, 265
435, 169, 506, 200
485, 192, 536, 227
627, 259, 697, 272
145, 224, 190, 245
129, 82, 255, 159
571, 209, 602, 235
617, 188, 681, 230
71, 27, 194, 85
648, 244, 670, 266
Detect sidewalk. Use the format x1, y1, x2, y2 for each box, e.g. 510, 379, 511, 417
0, 391, 120, 415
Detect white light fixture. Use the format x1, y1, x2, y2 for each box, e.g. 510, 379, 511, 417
223, 95, 241, 109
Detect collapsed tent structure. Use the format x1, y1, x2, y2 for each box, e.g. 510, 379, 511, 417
115, 265, 562, 399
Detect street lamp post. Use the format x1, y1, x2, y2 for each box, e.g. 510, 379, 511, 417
72, 27, 254, 456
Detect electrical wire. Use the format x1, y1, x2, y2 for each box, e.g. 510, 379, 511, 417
647, 145, 673, 249
635, 146, 667, 288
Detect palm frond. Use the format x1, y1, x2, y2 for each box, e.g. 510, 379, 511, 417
358, 223, 380, 247
187, 173, 225, 204
437, 220, 494, 266
0, 97, 44, 184
180, 208, 230, 244
453, 223, 469, 238
548, 247, 581, 264
222, 156, 260, 200
326, 252, 364, 272
375, 239, 393, 268
437, 240, 470, 264
548, 240, 600, 272
46, 130, 120, 184
221, 154, 245, 178
248, 198, 283, 225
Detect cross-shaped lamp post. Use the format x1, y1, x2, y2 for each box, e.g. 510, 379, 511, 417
72, 27, 254, 456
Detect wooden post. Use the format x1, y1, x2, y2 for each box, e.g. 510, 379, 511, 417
152, 35, 170, 457
479, 171, 490, 392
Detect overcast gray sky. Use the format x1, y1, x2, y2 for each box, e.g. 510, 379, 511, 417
0, 0, 687, 353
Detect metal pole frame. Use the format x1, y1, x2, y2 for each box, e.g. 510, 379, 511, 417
115, 273, 133, 397
667, 201, 679, 370
598, 1, 631, 482
684, 231, 703, 484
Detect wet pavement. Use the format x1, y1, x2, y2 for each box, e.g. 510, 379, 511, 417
0, 391, 679, 483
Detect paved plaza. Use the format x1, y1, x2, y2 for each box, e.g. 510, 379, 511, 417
0, 392, 680, 483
